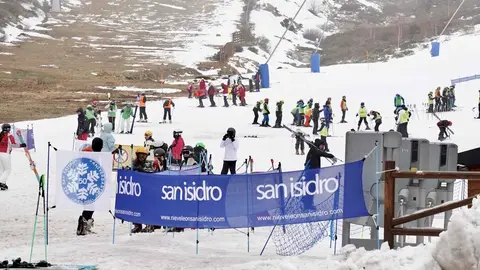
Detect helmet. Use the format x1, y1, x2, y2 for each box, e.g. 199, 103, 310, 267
264, 98, 269, 102
144, 130, 153, 137
154, 148, 166, 157
1, 123, 11, 132
173, 129, 183, 137
110, 100, 115, 105
257, 100, 263, 104
429, 91, 433, 95
369, 110, 374, 115
342, 96, 346, 99
308, 98, 313, 102
361, 102, 365, 106
195, 142, 206, 149
227, 127, 236, 137
278, 100, 284, 104
152, 140, 164, 148
450, 85, 455, 89
92, 101, 98, 106
136, 147, 149, 155
182, 145, 194, 155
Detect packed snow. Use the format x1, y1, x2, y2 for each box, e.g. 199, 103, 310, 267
95, 86, 181, 94
1, 24, 480, 270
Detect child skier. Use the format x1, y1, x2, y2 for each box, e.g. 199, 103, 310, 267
169, 129, 185, 164
144, 130, 155, 161
356, 102, 370, 130
394, 94, 405, 109
119, 103, 134, 134
369, 110, 382, 132
292, 129, 308, 155
261, 98, 270, 127
162, 98, 175, 123
193, 142, 208, 173
437, 120, 452, 141
317, 118, 330, 152
427, 92, 434, 113
76, 108, 89, 141
0, 123, 26, 190
304, 104, 312, 127
100, 123, 116, 153
252, 100, 263, 124
274, 100, 284, 128
181, 145, 198, 167
85, 105, 96, 137
312, 103, 321, 135
138, 92, 148, 122
106, 101, 117, 131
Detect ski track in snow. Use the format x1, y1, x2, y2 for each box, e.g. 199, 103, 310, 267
1, 31, 480, 269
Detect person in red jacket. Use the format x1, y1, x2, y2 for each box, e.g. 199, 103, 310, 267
238, 84, 246, 106
169, 129, 185, 164
0, 124, 26, 190
221, 83, 229, 107
207, 83, 216, 107
197, 87, 206, 108
199, 79, 206, 91
437, 120, 452, 141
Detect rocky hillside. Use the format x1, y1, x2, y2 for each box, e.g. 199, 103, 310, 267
0, 0, 49, 42
229, 0, 480, 71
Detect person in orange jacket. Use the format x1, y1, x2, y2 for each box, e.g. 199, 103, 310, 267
340, 96, 348, 123
304, 105, 313, 127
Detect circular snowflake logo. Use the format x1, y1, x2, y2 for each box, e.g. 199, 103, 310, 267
61, 157, 106, 205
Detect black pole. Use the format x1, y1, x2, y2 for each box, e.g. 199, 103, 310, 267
130, 106, 138, 134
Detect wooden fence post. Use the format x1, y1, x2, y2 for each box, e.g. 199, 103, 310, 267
384, 160, 396, 249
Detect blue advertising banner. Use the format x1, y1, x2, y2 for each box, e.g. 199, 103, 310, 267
114, 160, 369, 229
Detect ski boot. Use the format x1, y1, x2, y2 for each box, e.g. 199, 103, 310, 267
0, 183, 8, 190
169, 120, 172, 124
365, 126, 371, 130
76, 216, 87, 236
142, 225, 155, 233
296, 149, 299, 155
132, 224, 143, 233
301, 150, 305, 155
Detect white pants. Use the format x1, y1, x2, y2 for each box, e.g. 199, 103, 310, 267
0, 152, 12, 184
119, 118, 131, 133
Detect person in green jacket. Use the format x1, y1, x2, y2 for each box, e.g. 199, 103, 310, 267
119, 104, 134, 134
106, 100, 117, 132
85, 105, 96, 137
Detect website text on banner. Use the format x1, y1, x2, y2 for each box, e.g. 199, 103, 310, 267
115, 160, 369, 228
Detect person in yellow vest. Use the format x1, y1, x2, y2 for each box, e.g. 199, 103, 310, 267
369, 110, 382, 132
449, 85, 456, 107
318, 118, 330, 152
356, 102, 370, 131
427, 92, 434, 113
261, 98, 270, 127
304, 105, 313, 127
396, 105, 410, 138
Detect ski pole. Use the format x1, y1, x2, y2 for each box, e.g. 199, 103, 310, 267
236, 160, 247, 172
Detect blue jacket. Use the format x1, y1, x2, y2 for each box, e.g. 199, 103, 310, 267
100, 123, 116, 153
323, 105, 331, 119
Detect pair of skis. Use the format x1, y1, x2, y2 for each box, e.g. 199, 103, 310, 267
16, 130, 42, 183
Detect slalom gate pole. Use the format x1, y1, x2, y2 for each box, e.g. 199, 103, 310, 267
112, 147, 121, 244
71, 132, 75, 150
332, 172, 341, 255
260, 161, 310, 256
41, 175, 47, 262
29, 176, 43, 263
46, 142, 51, 245
375, 140, 380, 249
129, 144, 134, 236
130, 106, 138, 134
245, 158, 250, 253
196, 155, 202, 255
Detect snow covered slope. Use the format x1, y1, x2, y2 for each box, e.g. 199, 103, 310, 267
1, 29, 480, 269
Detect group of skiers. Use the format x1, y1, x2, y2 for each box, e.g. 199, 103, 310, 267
427, 85, 456, 113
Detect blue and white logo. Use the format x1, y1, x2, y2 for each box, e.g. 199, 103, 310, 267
78, 144, 90, 151
61, 157, 106, 205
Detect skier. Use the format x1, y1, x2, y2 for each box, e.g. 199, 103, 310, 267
106, 100, 117, 132
193, 142, 208, 173
305, 139, 337, 169
207, 83, 216, 107
304, 104, 312, 127
291, 106, 299, 125
394, 94, 405, 109
427, 92, 434, 113
450, 85, 456, 107
273, 100, 284, 128
187, 82, 193, 99
76, 108, 89, 141
312, 103, 321, 135
252, 100, 263, 124
249, 78, 254, 92
152, 148, 167, 172
221, 83, 229, 107
437, 120, 452, 141
356, 102, 370, 131
231, 84, 238, 106
119, 103, 134, 134
323, 100, 332, 128
292, 129, 307, 155
318, 118, 330, 152
100, 123, 116, 153
434, 87, 442, 112
340, 96, 348, 123
169, 129, 185, 164
254, 71, 260, 92
77, 137, 103, 235
238, 84, 246, 106
261, 98, 270, 127
138, 92, 148, 122
369, 110, 382, 132
144, 130, 155, 162
442, 87, 449, 112
0, 124, 26, 190
396, 105, 410, 138
297, 100, 305, 126
181, 145, 198, 167
162, 98, 175, 123
220, 127, 238, 174
85, 105, 96, 137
